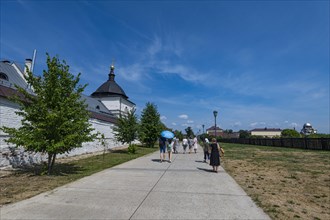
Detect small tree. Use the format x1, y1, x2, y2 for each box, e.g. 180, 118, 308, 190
138, 102, 162, 147
281, 129, 301, 138
113, 108, 138, 152
185, 126, 195, 138
239, 130, 251, 138
1, 54, 97, 175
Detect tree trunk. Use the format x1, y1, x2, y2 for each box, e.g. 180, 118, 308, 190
47, 153, 53, 175
50, 153, 57, 173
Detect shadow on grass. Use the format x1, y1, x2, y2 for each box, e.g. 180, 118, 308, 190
14, 163, 84, 176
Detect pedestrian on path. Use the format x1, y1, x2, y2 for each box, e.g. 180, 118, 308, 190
172, 137, 178, 154
182, 137, 188, 154
209, 138, 220, 172
159, 137, 166, 162
166, 139, 173, 163
203, 138, 210, 162
188, 137, 193, 154
193, 136, 198, 153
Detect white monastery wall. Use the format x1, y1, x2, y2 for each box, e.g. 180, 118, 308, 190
0, 100, 125, 168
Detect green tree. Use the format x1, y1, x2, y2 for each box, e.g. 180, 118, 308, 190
185, 126, 195, 138
173, 130, 183, 140
281, 129, 301, 138
1, 54, 96, 175
138, 102, 162, 147
113, 108, 138, 148
239, 130, 251, 138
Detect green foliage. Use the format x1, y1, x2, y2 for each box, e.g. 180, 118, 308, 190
174, 130, 183, 140
239, 130, 251, 138
281, 129, 301, 138
307, 133, 330, 138
113, 108, 138, 145
138, 102, 162, 147
185, 126, 195, 138
1, 54, 96, 175
127, 144, 137, 154
224, 129, 233, 134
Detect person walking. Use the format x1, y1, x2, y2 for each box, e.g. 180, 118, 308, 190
182, 137, 188, 154
166, 139, 173, 163
209, 138, 220, 173
172, 137, 178, 154
193, 136, 198, 153
188, 137, 193, 154
159, 137, 166, 162
203, 138, 210, 162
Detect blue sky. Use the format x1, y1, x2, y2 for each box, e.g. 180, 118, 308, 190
1, 0, 329, 134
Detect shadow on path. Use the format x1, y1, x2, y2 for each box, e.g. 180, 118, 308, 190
197, 167, 215, 173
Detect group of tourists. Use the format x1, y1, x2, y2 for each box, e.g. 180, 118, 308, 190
158, 136, 224, 173
181, 136, 198, 154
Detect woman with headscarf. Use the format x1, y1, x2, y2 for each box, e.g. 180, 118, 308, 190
209, 138, 221, 172
203, 138, 210, 162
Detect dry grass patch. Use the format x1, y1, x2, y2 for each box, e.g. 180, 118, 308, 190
221, 143, 330, 220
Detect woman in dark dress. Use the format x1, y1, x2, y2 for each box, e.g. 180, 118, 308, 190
209, 138, 220, 173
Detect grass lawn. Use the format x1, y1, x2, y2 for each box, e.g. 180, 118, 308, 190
220, 142, 330, 220
0, 146, 157, 205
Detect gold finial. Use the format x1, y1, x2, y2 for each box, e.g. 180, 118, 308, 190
111, 58, 115, 70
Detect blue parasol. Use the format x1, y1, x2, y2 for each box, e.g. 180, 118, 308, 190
160, 130, 174, 139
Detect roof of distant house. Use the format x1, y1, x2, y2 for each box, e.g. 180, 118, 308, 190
206, 126, 222, 131
250, 128, 282, 132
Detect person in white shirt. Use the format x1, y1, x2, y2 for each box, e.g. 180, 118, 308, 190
182, 137, 188, 154
193, 136, 198, 153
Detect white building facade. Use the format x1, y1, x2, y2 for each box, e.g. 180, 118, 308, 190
250, 128, 282, 138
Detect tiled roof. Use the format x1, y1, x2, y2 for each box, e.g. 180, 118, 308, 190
91, 66, 128, 99
206, 126, 222, 131
250, 128, 282, 132
0, 61, 30, 91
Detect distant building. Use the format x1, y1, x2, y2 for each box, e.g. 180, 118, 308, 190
250, 128, 282, 138
219, 132, 240, 139
301, 123, 317, 135
206, 126, 223, 136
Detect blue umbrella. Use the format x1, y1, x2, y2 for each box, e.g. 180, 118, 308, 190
161, 130, 174, 139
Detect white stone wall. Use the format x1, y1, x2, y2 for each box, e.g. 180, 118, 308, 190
0, 97, 23, 133
101, 97, 120, 111
0, 98, 126, 169
251, 131, 281, 137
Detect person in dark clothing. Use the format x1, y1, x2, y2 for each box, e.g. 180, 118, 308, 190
209, 138, 220, 172
159, 137, 166, 162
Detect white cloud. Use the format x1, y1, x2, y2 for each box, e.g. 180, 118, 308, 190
178, 114, 188, 119
187, 120, 194, 124
172, 122, 177, 126
249, 122, 266, 128
160, 116, 167, 120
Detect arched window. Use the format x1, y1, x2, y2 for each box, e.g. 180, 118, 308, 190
0, 72, 8, 81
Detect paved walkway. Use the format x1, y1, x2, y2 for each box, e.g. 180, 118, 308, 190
1, 145, 270, 220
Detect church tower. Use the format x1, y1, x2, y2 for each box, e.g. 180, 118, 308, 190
91, 65, 135, 117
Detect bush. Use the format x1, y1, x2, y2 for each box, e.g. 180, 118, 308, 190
128, 144, 137, 154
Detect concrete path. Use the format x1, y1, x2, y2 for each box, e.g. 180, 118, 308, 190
1, 145, 270, 220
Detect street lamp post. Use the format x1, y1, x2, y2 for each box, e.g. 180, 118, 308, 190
213, 110, 218, 137
202, 124, 205, 134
